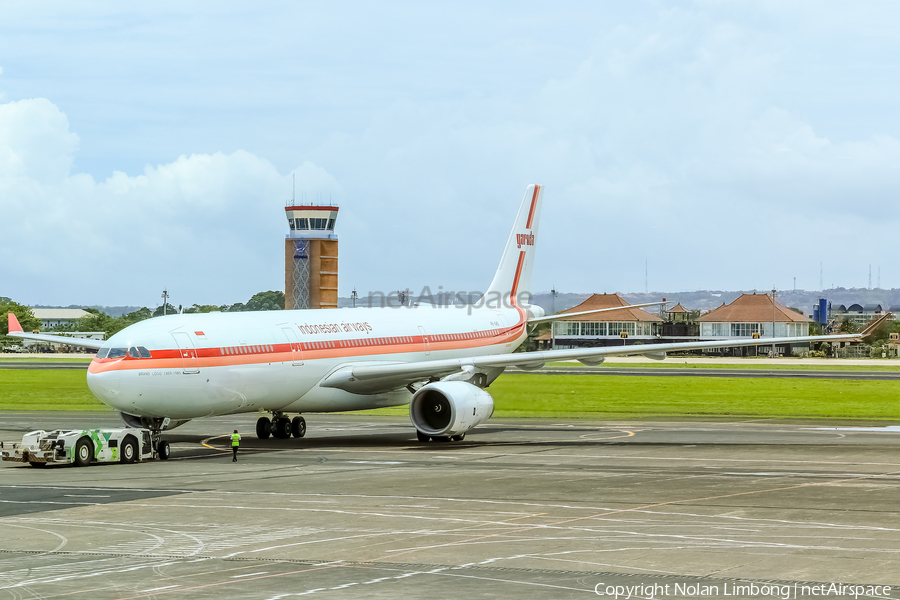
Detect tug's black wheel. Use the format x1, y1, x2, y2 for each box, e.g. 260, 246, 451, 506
74, 437, 93, 467
121, 436, 138, 464
157, 440, 171, 460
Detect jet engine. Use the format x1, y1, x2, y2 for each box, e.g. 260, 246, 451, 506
409, 381, 494, 441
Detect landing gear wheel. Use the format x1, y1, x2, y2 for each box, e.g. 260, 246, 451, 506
451, 433, 466, 442
256, 417, 271, 439
416, 430, 430, 443
121, 437, 138, 464
433, 436, 451, 443
157, 440, 171, 461
74, 437, 93, 467
275, 417, 292, 439
291, 416, 306, 438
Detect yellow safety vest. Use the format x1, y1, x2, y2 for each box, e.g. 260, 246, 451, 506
231, 433, 241, 446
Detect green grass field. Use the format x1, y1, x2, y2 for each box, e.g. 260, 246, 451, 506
547, 361, 900, 371
0, 368, 897, 420
0, 370, 106, 411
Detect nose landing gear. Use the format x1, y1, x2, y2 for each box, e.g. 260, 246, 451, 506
256, 413, 306, 439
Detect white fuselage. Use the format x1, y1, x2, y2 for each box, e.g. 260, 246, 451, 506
87, 305, 528, 420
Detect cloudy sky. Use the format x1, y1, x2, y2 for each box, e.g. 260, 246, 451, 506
2, 2, 899, 308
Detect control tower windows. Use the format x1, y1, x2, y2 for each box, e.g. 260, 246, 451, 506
296, 218, 309, 230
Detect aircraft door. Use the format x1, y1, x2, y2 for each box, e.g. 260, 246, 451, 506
171, 332, 200, 374
281, 327, 304, 365
418, 325, 430, 356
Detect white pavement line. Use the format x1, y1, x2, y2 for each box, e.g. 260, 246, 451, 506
141, 584, 181, 592
63, 494, 111, 498
231, 572, 268, 578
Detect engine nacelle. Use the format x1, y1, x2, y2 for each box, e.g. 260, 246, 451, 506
409, 381, 494, 437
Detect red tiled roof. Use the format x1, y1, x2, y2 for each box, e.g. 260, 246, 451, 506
696, 293, 812, 323
556, 293, 663, 322
668, 303, 688, 313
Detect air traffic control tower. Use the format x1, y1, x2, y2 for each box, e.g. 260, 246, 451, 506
284, 204, 339, 310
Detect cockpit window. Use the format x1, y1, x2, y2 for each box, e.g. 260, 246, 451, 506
138, 346, 152, 358
128, 347, 141, 358
107, 348, 127, 359
96, 348, 110, 358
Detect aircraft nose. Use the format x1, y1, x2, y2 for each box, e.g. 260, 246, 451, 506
87, 369, 121, 407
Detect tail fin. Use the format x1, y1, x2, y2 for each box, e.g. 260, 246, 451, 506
486, 184, 543, 307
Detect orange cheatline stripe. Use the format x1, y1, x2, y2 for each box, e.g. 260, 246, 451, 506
509, 250, 526, 302
525, 184, 540, 229
90, 323, 528, 373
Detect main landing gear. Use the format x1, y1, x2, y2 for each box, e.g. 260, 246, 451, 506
256, 412, 306, 440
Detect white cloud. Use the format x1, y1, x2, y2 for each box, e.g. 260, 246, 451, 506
3, 3, 900, 301
0, 97, 342, 306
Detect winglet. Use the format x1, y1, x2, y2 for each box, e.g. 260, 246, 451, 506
7, 312, 23, 333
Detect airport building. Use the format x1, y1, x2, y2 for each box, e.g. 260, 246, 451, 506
538, 292, 826, 356
541, 294, 664, 349
696, 293, 812, 356
284, 204, 339, 310
31, 308, 91, 330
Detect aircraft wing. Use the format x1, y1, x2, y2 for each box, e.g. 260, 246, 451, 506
320, 333, 859, 394
5, 312, 105, 350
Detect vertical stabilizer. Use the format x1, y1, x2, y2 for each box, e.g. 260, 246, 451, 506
485, 184, 543, 307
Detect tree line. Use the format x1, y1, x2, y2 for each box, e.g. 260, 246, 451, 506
1, 291, 284, 343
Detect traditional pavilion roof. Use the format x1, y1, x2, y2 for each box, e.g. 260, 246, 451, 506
556, 293, 663, 322
696, 293, 812, 323
667, 303, 688, 313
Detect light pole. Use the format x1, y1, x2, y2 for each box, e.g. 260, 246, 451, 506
161, 288, 169, 316
550, 286, 558, 350
771, 287, 777, 358
350, 288, 358, 308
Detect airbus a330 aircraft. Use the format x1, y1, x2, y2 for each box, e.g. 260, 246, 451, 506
8, 185, 857, 458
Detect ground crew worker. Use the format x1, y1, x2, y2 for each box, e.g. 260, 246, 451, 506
231, 429, 241, 462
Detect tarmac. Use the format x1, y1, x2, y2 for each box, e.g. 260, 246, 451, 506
1, 411, 899, 598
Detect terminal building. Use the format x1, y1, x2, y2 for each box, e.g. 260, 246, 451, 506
541, 293, 664, 349
537, 292, 819, 356
696, 293, 813, 357
284, 204, 339, 310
